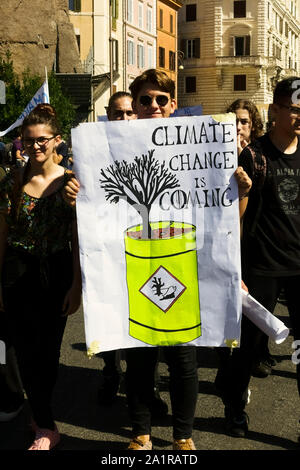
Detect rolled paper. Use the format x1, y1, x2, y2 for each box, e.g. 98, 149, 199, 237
241, 289, 289, 344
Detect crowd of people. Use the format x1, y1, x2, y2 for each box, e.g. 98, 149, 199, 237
0, 68, 299, 451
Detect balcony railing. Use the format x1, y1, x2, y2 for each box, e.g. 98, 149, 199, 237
215, 55, 287, 69
216, 55, 265, 66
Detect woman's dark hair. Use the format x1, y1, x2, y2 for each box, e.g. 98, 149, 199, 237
21, 103, 61, 137
129, 69, 175, 100
226, 99, 264, 141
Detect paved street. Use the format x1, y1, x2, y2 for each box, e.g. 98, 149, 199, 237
1, 300, 299, 452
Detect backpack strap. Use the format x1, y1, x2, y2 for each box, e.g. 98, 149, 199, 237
246, 141, 267, 237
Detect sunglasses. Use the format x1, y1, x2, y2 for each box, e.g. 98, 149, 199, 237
277, 103, 300, 117
139, 95, 170, 107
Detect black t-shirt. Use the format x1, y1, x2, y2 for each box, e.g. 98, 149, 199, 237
240, 133, 300, 276
56, 141, 69, 167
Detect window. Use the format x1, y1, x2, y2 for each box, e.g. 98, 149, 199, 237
160, 9, 163, 28
170, 14, 174, 34
138, 2, 143, 29
234, 36, 250, 56
127, 40, 135, 65
159, 47, 165, 68
234, 74, 246, 91
76, 34, 80, 53
112, 0, 118, 18
127, 0, 133, 23
169, 51, 176, 71
186, 4, 196, 22
234, 1, 246, 18
69, 0, 81, 11
137, 43, 145, 68
147, 7, 152, 32
111, 0, 119, 30
273, 42, 281, 60
181, 38, 200, 58
279, 17, 283, 34
112, 39, 118, 72
186, 76, 196, 93
148, 46, 153, 68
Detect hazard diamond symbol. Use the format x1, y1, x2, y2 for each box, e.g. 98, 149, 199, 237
139, 265, 186, 312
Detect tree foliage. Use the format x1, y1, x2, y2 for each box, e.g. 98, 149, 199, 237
0, 52, 75, 141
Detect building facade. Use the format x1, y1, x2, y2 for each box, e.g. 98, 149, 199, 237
178, 0, 300, 115
124, 0, 157, 89
69, 0, 124, 119
156, 0, 183, 87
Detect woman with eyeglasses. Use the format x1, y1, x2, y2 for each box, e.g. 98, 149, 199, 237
0, 104, 81, 450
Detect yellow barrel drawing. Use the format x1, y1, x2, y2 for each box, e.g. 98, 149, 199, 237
124, 221, 201, 346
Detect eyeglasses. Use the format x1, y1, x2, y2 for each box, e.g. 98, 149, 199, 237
139, 95, 170, 107
23, 136, 56, 148
277, 103, 300, 117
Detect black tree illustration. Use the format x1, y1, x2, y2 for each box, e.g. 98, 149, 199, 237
99, 149, 180, 239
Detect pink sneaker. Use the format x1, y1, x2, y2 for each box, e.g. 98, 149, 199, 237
28, 425, 60, 451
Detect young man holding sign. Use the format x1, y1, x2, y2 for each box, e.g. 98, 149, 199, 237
65, 69, 251, 450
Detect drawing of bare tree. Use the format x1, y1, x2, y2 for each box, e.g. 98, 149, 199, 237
99, 149, 180, 238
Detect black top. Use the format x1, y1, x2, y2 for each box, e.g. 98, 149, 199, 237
240, 133, 300, 276
56, 141, 69, 168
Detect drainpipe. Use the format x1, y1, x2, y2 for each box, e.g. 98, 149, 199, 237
123, 0, 126, 90
109, 0, 113, 96
92, 0, 95, 121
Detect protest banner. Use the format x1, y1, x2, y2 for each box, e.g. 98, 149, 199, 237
0, 80, 49, 137
72, 113, 242, 355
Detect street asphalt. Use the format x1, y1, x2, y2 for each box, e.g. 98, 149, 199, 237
1, 299, 299, 455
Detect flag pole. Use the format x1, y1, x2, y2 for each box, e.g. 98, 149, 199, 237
45, 66, 50, 104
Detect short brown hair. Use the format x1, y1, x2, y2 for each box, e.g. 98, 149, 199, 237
226, 99, 264, 141
129, 69, 175, 100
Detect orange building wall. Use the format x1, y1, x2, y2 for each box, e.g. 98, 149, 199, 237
157, 1, 182, 83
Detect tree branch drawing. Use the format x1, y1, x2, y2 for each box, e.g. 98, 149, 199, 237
99, 149, 180, 239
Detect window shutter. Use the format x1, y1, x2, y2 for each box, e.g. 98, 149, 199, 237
245, 35, 250, 55
229, 36, 235, 56
194, 38, 200, 58
181, 39, 186, 57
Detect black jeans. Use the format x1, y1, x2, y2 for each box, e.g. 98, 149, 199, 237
3, 248, 72, 430
216, 273, 300, 412
125, 346, 198, 439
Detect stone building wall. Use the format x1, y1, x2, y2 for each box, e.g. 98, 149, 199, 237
0, 0, 82, 76
178, 0, 300, 115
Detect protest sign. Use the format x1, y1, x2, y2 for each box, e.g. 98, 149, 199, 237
0, 80, 49, 137
72, 114, 242, 355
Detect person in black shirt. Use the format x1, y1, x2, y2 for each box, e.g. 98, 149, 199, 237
218, 77, 300, 439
